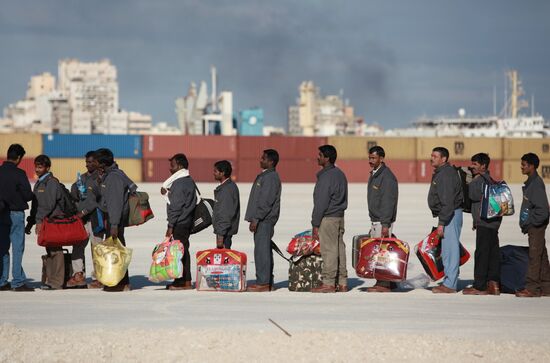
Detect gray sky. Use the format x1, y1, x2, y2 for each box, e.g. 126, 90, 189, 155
1, 0, 549, 130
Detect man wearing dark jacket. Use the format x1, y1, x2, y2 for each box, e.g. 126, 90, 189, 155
213, 160, 240, 249
463, 153, 502, 296
516, 153, 550, 298
245, 149, 281, 292
366, 146, 398, 293
427, 147, 463, 294
28, 155, 65, 290
0, 144, 34, 292
96, 148, 135, 292
67, 150, 104, 288
311, 145, 348, 293
165, 153, 197, 290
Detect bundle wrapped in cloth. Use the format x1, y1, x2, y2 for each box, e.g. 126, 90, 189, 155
287, 230, 321, 258
93, 237, 133, 287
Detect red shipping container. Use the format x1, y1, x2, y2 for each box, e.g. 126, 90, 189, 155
0, 158, 37, 181
237, 158, 320, 183
416, 159, 503, 183
336, 159, 417, 183
142, 135, 237, 159
143, 158, 237, 183
238, 136, 327, 160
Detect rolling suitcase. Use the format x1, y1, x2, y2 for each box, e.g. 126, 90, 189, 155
41, 249, 74, 288
415, 229, 470, 281
355, 237, 409, 282
500, 245, 529, 293
196, 248, 247, 292
288, 254, 323, 292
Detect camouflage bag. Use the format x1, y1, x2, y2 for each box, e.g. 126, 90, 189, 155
288, 255, 323, 292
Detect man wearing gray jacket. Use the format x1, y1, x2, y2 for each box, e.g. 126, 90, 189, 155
245, 149, 281, 292
366, 145, 398, 293
96, 148, 135, 292
213, 160, 240, 249
463, 153, 502, 296
311, 145, 348, 293
165, 153, 197, 290
516, 153, 550, 297
427, 147, 463, 294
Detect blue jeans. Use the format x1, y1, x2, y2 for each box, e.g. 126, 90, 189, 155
0, 211, 27, 288
441, 209, 463, 290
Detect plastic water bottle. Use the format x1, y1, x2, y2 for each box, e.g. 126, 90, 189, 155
76, 172, 87, 200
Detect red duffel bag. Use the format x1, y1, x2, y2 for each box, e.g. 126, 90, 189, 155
355, 237, 410, 282
37, 215, 89, 247
415, 229, 471, 281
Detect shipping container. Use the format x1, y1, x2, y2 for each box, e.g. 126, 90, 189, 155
336, 159, 417, 183
503, 160, 550, 184
0, 158, 37, 181
238, 136, 327, 160
43, 134, 142, 158
237, 158, 319, 183
0, 133, 43, 157
416, 159, 503, 183
328, 137, 416, 160
143, 158, 238, 183
50, 158, 142, 183
503, 138, 550, 161
142, 135, 237, 159
415, 137, 503, 160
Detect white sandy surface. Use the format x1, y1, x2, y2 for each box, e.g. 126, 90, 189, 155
1, 183, 549, 362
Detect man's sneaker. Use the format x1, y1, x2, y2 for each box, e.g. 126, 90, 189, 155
66, 272, 87, 288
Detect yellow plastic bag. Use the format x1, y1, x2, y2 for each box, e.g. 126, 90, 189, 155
93, 237, 133, 287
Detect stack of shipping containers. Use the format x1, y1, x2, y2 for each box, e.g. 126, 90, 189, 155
503, 139, 550, 183
42, 134, 143, 183
237, 136, 327, 182
142, 135, 237, 182
415, 138, 503, 183
0, 134, 43, 180
328, 137, 417, 183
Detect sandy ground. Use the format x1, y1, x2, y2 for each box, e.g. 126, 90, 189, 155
1, 182, 550, 362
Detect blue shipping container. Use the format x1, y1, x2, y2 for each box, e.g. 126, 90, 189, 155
42, 134, 142, 158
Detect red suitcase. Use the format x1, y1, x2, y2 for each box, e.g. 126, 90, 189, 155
196, 248, 247, 292
355, 237, 410, 282
415, 229, 471, 281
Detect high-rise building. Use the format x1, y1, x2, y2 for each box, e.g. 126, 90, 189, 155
58, 59, 119, 134
128, 111, 153, 135
26, 72, 55, 100
288, 81, 360, 136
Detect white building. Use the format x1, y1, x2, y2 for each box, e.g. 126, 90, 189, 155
128, 111, 153, 135
58, 59, 119, 134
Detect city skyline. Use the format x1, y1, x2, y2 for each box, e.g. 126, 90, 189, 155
1, 1, 549, 130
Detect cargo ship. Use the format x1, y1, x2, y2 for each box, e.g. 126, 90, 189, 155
386, 70, 547, 138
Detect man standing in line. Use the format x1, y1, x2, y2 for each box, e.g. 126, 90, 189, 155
515, 153, 550, 297
96, 148, 135, 292
67, 151, 104, 288
0, 144, 34, 292
213, 160, 240, 249
164, 153, 197, 290
311, 145, 348, 293
245, 149, 281, 292
463, 153, 502, 296
427, 147, 463, 294
366, 146, 399, 293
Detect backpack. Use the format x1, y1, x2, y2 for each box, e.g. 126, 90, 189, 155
57, 182, 78, 217
454, 166, 472, 213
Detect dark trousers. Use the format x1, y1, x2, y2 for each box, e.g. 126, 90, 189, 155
105, 225, 129, 288
473, 226, 500, 290
223, 235, 232, 249
173, 223, 192, 284
526, 225, 550, 293
254, 221, 274, 285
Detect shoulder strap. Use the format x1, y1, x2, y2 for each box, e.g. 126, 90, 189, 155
271, 240, 291, 262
